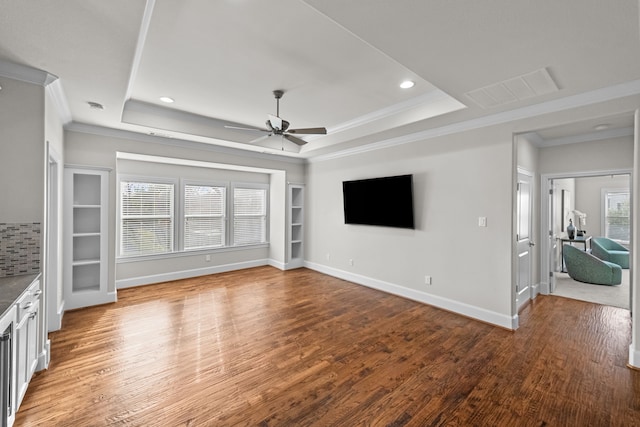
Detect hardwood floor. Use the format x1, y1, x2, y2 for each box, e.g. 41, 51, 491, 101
16, 267, 640, 426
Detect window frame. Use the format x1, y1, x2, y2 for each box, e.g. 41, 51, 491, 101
118, 175, 178, 259
181, 180, 229, 251
601, 188, 630, 244
117, 176, 269, 262
231, 182, 270, 247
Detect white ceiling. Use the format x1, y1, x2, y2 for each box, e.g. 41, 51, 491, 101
1, 0, 639, 158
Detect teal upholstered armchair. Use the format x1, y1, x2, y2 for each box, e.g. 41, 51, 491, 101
591, 237, 629, 269
563, 244, 622, 286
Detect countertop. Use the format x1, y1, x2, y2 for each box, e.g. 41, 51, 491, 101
0, 273, 41, 319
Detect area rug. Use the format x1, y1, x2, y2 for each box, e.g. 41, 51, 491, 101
552, 270, 630, 309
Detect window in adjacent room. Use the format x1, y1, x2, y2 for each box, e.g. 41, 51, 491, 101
120, 180, 175, 256
603, 189, 630, 243
232, 184, 268, 246
184, 183, 226, 250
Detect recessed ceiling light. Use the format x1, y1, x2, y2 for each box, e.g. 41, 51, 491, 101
87, 101, 104, 110
400, 80, 415, 89
594, 124, 610, 131
160, 96, 174, 103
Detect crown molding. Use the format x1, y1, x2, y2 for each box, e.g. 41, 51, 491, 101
0, 59, 72, 125
327, 89, 465, 135
0, 59, 57, 86
308, 79, 640, 163
116, 151, 282, 175
65, 122, 306, 165
533, 126, 634, 148
45, 79, 73, 125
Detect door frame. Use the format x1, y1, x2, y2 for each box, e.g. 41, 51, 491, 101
539, 168, 633, 296
516, 168, 535, 311
46, 143, 63, 332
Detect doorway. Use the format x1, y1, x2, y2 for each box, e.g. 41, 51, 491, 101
541, 171, 632, 310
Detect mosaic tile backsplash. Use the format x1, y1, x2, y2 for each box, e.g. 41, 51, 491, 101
0, 223, 41, 277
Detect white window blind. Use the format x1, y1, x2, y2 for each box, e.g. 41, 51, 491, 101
184, 184, 226, 250
604, 190, 630, 243
120, 181, 174, 256
233, 187, 267, 246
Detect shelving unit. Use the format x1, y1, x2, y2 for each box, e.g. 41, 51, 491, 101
288, 184, 304, 269
64, 167, 111, 309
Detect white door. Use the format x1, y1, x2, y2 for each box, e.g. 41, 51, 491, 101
516, 171, 534, 311
548, 181, 557, 293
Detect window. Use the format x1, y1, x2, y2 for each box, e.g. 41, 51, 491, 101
118, 176, 269, 259
603, 189, 630, 243
184, 184, 226, 250
120, 181, 174, 256
233, 185, 268, 246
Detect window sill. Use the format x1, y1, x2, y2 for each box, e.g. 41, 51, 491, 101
116, 243, 269, 264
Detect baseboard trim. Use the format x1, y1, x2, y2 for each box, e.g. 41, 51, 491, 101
284, 259, 305, 270
629, 344, 640, 369
531, 282, 541, 298
48, 300, 64, 332
304, 261, 516, 330
64, 292, 117, 311
37, 340, 51, 371
268, 259, 286, 271
116, 259, 270, 289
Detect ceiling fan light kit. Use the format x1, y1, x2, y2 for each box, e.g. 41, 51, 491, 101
225, 90, 327, 148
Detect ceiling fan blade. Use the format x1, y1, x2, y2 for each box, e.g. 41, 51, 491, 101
284, 134, 308, 146
287, 127, 327, 135
224, 125, 270, 133
250, 134, 272, 144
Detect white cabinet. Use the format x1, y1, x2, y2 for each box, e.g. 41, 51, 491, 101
64, 167, 111, 310
14, 280, 40, 409
288, 184, 304, 269
0, 305, 16, 427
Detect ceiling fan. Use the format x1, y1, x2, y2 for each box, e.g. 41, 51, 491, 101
225, 90, 327, 147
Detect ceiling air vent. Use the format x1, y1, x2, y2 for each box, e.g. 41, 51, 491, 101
465, 68, 559, 109
87, 101, 104, 110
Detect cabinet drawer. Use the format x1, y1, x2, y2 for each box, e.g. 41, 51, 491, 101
15, 280, 41, 321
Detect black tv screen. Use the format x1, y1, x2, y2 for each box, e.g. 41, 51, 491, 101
343, 174, 415, 229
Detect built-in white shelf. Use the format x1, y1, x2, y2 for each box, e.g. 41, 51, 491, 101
64, 166, 111, 309
287, 185, 304, 269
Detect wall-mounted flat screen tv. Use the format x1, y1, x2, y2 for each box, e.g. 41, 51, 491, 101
342, 174, 414, 229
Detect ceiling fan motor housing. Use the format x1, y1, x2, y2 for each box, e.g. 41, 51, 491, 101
266, 119, 290, 133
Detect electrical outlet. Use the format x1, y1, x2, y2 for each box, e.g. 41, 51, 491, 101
478, 217, 487, 227
326, 253, 331, 261
425, 275, 432, 285
349, 259, 354, 266
205, 254, 211, 262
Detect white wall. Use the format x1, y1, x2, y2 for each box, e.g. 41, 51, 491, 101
575, 174, 630, 239
306, 126, 514, 327
553, 178, 576, 238
0, 77, 44, 221
64, 130, 305, 291
539, 137, 633, 175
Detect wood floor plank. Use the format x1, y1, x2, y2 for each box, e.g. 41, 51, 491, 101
15, 266, 640, 426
